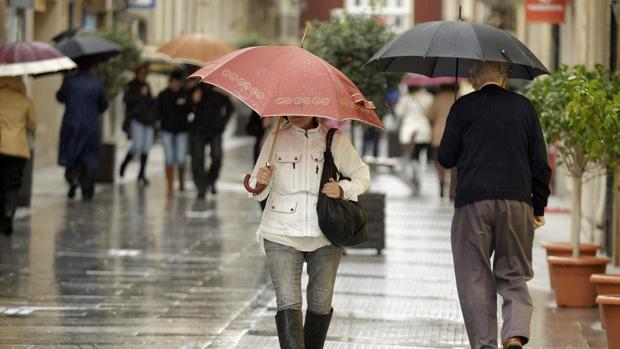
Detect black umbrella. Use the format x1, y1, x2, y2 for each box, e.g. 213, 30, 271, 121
54, 36, 122, 64
368, 20, 549, 80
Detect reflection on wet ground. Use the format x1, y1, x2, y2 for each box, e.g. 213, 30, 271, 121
0, 140, 608, 348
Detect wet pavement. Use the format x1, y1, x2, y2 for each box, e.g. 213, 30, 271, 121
0, 137, 611, 348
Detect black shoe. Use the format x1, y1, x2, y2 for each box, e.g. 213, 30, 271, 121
67, 185, 78, 199
197, 190, 206, 200
304, 308, 332, 349
138, 176, 150, 186
275, 309, 304, 349
210, 183, 217, 194
439, 182, 445, 198
3, 218, 13, 236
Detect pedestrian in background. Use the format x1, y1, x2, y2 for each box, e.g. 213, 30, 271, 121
394, 85, 433, 194
189, 84, 234, 199
0, 76, 37, 236
438, 61, 551, 349
119, 64, 155, 185
427, 83, 456, 198
56, 60, 108, 200
154, 68, 191, 197
250, 116, 370, 349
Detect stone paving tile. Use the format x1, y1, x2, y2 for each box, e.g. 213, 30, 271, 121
0, 141, 611, 348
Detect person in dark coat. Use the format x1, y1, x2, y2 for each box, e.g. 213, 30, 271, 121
56, 61, 108, 200
154, 69, 191, 197
438, 61, 551, 349
189, 84, 234, 199
119, 64, 155, 185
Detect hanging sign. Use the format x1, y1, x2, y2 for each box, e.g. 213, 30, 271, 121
525, 0, 567, 24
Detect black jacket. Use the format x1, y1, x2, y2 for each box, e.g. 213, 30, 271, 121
190, 86, 234, 138
154, 88, 191, 133
123, 79, 154, 126
438, 84, 551, 216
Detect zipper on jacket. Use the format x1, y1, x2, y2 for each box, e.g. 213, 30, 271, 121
315, 165, 319, 174
292, 163, 296, 170
304, 129, 308, 138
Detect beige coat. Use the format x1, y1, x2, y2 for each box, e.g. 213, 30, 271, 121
0, 77, 36, 159
428, 90, 456, 148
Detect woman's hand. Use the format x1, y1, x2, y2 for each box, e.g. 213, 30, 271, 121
257, 166, 273, 186
322, 178, 343, 198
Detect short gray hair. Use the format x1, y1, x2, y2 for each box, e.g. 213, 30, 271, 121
469, 61, 509, 81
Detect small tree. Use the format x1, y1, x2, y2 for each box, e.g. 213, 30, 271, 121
304, 14, 400, 118
92, 29, 142, 99
527, 65, 620, 258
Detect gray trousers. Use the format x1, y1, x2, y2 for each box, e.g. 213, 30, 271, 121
451, 200, 535, 349
264, 239, 343, 315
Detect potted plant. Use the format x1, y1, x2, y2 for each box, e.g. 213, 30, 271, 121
527, 65, 611, 307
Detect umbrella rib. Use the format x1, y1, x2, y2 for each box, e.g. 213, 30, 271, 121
424, 21, 447, 58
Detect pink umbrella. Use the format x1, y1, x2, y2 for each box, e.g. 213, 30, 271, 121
0, 41, 76, 77
190, 45, 382, 193
403, 74, 460, 87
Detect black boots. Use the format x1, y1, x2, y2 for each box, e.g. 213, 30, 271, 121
119, 151, 134, 178
304, 309, 332, 349
138, 154, 149, 185
275, 308, 333, 349
275, 309, 304, 349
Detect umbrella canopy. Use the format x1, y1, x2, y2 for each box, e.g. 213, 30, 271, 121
0, 41, 76, 77
190, 46, 382, 129
368, 21, 549, 80
55, 35, 122, 64
157, 33, 235, 66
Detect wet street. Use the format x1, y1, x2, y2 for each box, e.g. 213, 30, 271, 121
0, 137, 610, 348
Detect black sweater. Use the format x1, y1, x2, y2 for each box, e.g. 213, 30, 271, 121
154, 88, 191, 133
438, 84, 551, 216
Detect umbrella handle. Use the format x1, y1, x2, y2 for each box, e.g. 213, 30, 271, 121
243, 173, 266, 194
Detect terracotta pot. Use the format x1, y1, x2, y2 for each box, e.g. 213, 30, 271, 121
542, 243, 600, 289
547, 256, 609, 307
596, 295, 620, 349
590, 274, 620, 329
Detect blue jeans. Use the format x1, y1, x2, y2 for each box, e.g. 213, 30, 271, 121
264, 239, 343, 315
130, 120, 154, 155
160, 131, 188, 166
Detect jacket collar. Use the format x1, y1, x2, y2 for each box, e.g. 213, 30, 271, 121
284, 121, 326, 136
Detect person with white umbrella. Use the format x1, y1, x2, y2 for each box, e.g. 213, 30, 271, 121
0, 76, 36, 235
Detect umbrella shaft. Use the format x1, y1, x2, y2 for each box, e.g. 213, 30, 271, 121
266, 116, 284, 166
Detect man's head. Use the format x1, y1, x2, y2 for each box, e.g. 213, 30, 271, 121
169, 68, 185, 92
135, 64, 149, 81
469, 61, 509, 90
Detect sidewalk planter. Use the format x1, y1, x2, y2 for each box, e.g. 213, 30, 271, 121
355, 192, 385, 255
590, 274, 620, 329
596, 295, 620, 349
547, 256, 609, 307
542, 242, 600, 289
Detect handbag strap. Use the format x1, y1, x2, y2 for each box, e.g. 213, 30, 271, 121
325, 128, 351, 181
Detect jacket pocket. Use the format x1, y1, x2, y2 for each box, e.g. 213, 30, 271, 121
270, 200, 298, 214
274, 152, 301, 193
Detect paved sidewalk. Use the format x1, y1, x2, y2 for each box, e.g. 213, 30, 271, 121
0, 138, 612, 348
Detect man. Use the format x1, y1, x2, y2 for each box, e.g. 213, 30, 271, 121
57, 60, 108, 200
189, 84, 233, 199
438, 61, 551, 349
0, 77, 36, 235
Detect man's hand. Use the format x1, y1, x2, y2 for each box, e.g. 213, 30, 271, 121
533, 216, 545, 230
322, 178, 343, 199
140, 85, 149, 96
257, 166, 273, 186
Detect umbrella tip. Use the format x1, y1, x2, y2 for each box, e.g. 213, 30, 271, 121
299, 24, 310, 48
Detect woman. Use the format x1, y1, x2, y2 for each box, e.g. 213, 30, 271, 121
427, 84, 457, 198
0, 76, 36, 235
250, 115, 370, 349
56, 60, 108, 200
154, 69, 191, 197
394, 85, 432, 194
119, 64, 155, 185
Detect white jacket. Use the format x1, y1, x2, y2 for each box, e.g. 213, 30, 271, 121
250, 122, 371, 238
395, 91, 433, 144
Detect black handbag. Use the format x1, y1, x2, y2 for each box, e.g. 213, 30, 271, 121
316, 128, 368, 246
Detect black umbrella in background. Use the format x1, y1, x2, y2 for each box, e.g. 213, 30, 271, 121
54, 36, 122, 66
367, 19, 549, 80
